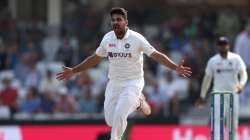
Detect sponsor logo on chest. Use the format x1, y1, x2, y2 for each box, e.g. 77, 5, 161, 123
108, 52, 132, 58
107, 43, 132, 58
215, 61, 234, 74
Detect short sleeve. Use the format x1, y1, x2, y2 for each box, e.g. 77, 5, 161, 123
96, 38, 107, 57
205, 59, 213, 76
139, 35, 156, 56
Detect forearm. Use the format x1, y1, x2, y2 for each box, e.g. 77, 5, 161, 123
150, 51, 177, 70
200, 74, 212, 99
239, 69, 248, 87
72, 53, 102, 73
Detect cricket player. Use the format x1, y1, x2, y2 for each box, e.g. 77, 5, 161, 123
56, 7, 192, 140
196, 37, 248, 140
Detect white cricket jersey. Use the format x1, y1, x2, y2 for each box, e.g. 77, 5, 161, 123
96, 29, 156, 81
205, 52, 246, 92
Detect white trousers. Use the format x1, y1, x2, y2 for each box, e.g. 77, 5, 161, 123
211, 93, 239, 140
104, 78, 144, 140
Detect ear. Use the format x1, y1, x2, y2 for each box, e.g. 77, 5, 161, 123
126, 19, 128, 26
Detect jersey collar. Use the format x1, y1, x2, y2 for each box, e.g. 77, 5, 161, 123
123, 28, 130, 39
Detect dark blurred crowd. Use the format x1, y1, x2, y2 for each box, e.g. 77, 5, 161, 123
0, 1, 250, 120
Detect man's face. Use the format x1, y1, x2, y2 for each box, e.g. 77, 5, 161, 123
111, 14, 128, 33
218, 44, 230, 54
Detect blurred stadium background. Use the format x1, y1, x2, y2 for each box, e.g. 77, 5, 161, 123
0, 0, 250, 140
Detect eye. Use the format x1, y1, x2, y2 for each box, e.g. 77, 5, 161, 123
117, 18, 122, 21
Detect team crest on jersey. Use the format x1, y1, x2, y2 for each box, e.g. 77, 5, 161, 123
124, 43, 130, 50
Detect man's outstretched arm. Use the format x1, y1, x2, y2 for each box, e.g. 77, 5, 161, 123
56, 53, 102, 81
149, 51, 192, 77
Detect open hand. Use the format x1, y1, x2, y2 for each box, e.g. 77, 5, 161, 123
176, 60, 192, 78
56, 66, 74, 81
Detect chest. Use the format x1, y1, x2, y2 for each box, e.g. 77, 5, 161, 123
105, 39, 139, 53
213, 59, 237, 74
105, 39, 141, 60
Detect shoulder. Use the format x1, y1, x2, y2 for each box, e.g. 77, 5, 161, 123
229, 52, 243, 61
208, 54, 220, 63
206, 54, 220, 67
229, 52, 239, 57
102, 31, 115, 41
129, 30, 147, 40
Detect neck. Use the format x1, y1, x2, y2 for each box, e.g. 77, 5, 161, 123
220, 52, 228, 59
116, 27, 128, 39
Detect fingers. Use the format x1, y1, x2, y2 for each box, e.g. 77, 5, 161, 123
56, 71, 65, 80
180, 73, 191, 78
178, 64, 192, 77
176, 60, 192, 77
181, 74, 187, 78
56, 72, 64, 76
56, 71, 68, 81
184, 73, 191, 77
56, 74, 67, 81
181, 73, 191, 77
183, 66, 191, 70
56, 74, 71, 81
56, 66, 73, 81
56, 76, 64, 81
56, 69, 71, 80
184, 69, 192, 74
184, 70, 192, 77
179, 68, 192, 77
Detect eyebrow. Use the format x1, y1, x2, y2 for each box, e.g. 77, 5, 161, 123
111, 17, 122, 20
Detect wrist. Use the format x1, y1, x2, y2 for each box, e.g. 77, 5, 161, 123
200, 95, 206, 100
238, 83, 243, 88
72, 68, 77, 74
173, 64, 178, 71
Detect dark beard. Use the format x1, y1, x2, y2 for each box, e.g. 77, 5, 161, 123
219, 51, 228, 58
113, 27, 126, 39
113, 24, 120, 30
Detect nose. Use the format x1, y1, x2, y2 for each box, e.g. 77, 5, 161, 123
112, 20, 118, 24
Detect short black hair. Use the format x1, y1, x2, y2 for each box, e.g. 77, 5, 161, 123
217, 36, 229, 46
110, 7, 128, 19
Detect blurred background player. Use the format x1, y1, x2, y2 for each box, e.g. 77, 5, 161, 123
56, 7, 192, 140
196, 36, 248, 140
234, 24, 250, 72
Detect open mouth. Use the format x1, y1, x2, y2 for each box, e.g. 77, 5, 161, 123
113, 25, 120, 30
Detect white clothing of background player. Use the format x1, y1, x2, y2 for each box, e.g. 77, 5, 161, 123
196, 37, 248, 140
56, 7, 192, 140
